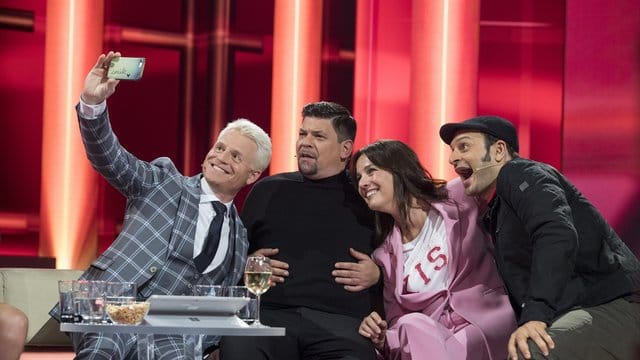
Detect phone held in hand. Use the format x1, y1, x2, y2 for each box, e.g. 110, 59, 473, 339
107, 57, 146, 80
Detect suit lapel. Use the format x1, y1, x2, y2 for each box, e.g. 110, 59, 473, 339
225, 206, 246, 285
167, 175, 201, 261
225, 206, 237, 272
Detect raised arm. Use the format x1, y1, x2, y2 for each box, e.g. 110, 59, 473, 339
81, 51, 121, 105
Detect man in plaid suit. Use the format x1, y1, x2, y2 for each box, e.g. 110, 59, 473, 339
49, 51, 272, 359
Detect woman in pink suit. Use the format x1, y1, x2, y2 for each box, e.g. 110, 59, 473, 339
352, 140, 516, 360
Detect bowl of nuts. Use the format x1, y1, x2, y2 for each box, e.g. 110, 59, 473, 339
106, 301, 150, 325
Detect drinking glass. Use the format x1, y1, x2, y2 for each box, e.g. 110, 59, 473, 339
243, 256, 271, 327
105, 281, 137, 305
227, 286, 256, 324
58, 280, 77, 323
194, 285, 225, 297
73, 280, 107, 324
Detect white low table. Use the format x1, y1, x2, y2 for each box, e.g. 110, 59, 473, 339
61, 315, 284, 359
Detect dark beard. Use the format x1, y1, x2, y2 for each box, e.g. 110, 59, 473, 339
298, 158, 318, 176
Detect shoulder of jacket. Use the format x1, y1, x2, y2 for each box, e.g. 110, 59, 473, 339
499, 158, 535, 181
501, 158, 559, 180
503, 157, 532, 170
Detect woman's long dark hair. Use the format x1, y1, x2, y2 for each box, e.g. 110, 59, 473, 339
351, 140, 448, 244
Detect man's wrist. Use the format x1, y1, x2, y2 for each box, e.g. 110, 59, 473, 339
78, 97, 107, 119
519, 301, 554, 326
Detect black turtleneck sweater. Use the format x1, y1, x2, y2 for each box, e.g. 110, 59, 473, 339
241, 171, 376, 318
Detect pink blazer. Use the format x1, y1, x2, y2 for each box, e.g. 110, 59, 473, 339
373, 178, 516, 359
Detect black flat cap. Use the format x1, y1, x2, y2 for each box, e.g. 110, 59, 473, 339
439, 115, 519, 152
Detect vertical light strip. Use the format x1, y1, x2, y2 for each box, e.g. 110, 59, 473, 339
41, 0, 104, 268
291, 0, 300, 123
270, 0, 322, 174
438, 1, 449, 177
182, 0, 195, 174
409, 0, 479, 180
363, 2, 375, 145
210, 0, 231, 149
353, 0, 378, 149
60, 0, 76, 262
354, 0, 413, 147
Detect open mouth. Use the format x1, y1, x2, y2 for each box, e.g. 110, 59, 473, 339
297, 151, 315, 160
455, 167, 473, 180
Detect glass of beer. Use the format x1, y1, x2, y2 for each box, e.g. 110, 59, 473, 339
243, 255, 272, 327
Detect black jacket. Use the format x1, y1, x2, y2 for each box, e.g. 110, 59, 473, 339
484, 158, 640, 325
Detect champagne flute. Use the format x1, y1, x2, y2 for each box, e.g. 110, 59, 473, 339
243, 255, 271, 327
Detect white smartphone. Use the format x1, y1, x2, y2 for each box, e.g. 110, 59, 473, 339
107, 56, 146, 80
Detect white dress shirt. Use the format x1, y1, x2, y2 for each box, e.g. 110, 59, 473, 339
194, 177, 232, 273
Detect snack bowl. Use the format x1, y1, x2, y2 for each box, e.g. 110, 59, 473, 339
106, 301, 150, 325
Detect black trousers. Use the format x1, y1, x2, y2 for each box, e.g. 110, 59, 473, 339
219, 306, 375, 360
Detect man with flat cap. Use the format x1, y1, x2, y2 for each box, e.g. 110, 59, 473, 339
439, 115, 640, 360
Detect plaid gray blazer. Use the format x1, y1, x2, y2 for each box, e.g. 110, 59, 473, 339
50, 106, 248, 320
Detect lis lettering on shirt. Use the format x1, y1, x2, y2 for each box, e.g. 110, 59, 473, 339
403, 246, 448, 292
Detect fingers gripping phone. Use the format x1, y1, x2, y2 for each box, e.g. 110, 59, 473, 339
107, 57, 146, 80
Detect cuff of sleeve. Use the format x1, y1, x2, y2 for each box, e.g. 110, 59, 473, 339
518, 301, 556, 326
78, 98, 106, 119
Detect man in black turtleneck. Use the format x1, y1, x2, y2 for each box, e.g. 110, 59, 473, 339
220, 102, 380, 359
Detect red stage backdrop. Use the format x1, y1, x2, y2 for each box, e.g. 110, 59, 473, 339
1, 0, 639, 266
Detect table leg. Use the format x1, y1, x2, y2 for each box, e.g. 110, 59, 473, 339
183, 334, 203, 359
137, 333, 155, 360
